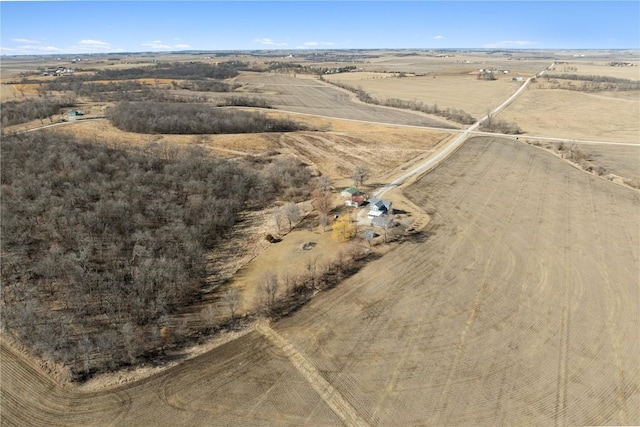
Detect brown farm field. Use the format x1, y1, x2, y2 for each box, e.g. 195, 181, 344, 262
230, 73, 459, 129
497, 85, 640, 142
2, 137, 638, 426
355, 51, 551, 76
2, 50, 640, 426
553, 61, 640, 80
323, 72, 524, 119
575, 143, 640, 183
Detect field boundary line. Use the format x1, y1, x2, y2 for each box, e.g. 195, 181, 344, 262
255, 321, 369, 427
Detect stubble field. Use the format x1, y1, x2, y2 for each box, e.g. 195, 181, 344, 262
573, 143, 640, 183
2, 137, 638, 426
553, 61, 640, 80
323, 72, 523, 119
230, 72, 458, 129
497, 85, 640, 143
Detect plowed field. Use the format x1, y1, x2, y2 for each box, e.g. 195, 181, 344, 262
232, 73, 458, 129
497, 86, 640, 143
323, 73, 521, 119
2, 137, 638, 426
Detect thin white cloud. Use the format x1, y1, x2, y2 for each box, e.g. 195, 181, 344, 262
12, 38, 41, 44
21, 45, 63, 52
69, 39, 113, 53
301, 41, 335, 47
253, 38, 275, 45
142, 41, 172, 49
483, 40, 536, 48
141, 40, 191, 50
253, 38, 288, 47
433, 35, 445, 40
1, 44, 63, 55
78, 39, 110, 47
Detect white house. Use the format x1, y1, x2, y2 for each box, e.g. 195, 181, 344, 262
368, 198, 392, 217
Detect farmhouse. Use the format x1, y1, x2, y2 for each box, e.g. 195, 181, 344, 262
341, 187, 366, 207
368, 198, 392, 217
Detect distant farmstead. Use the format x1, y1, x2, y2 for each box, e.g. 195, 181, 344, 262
341, 187, 366, 207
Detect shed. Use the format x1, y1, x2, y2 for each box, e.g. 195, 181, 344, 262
67, 109, 84, 120
341, 187, 366, 207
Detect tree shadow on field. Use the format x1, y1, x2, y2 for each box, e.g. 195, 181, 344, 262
294, 211, 320, 232
404, 227, 436, 245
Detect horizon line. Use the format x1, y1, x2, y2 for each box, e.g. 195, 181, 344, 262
3, 47, 640, 58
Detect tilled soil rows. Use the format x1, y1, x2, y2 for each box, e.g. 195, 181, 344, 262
2, 137, 638, 426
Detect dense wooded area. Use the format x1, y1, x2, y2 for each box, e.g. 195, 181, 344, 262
94, 61, 245, 80
106, 102, 305, 134
1, 97, 75, 126
0, 132, 312, 379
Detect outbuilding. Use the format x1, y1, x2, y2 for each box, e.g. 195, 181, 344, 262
67, 109, 84, 120
341, 187, 366, 207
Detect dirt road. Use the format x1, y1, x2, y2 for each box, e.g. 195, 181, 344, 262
2, 137, 638, 426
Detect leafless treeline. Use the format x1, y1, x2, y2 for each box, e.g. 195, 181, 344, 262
1, 97, 75, 127
106, 102, 305, 134
255, 243, 371, 319
543, 73, 640, 91
479, 111, 523, 135
90, 61, 246, 81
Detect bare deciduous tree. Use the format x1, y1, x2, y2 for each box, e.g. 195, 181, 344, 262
316, 175, 333, 193
257, 271, 279, 311
272, 207, 285, 235
319, 213, 329, 232
312, 188, 333, 216
373, 216, 394, 243
221, 288, 241, 319
352, 164, 370, 188
283, 202, 300, 232
305, 256, 319, 289
200, 305, 217, 330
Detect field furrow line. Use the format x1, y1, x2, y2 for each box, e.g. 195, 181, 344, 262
605, 188, 640, 264
421, 141, 520, 291
255, 322, 369, 427
553, 173, 572, 427
501, 157, 550, 381
585, 177, 630, 425
429, 142, 534, 425
503, 149, 534, 225
367, 277, 443, 423
448, 141, 502, 210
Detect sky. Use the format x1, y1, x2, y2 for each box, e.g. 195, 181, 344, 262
1, 1, 639, 55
